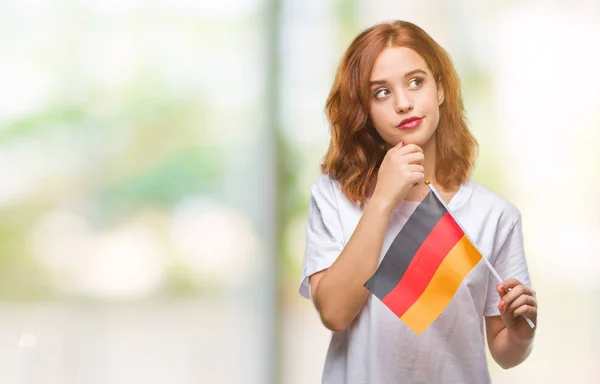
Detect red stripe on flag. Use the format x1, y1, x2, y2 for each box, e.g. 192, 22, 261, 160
382, 212, 464, 318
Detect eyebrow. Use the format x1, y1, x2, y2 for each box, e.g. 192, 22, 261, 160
369, 69, 428, 87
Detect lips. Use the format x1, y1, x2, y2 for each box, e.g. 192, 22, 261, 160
397, 117, 423, 130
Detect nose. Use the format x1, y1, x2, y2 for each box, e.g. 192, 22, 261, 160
394, 89, 413, 114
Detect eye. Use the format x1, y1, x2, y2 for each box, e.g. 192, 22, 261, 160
373, 88, 390, 99
408, 77, 425, 89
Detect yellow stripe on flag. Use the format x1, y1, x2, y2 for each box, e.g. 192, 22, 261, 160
400, 235, 482, 334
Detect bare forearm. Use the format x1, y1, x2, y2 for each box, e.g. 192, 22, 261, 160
489, 327, 534, 369
313, 142, 425, 331
314, 199, 391, 331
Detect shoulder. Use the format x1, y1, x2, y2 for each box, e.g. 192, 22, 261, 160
310, 173, 361, 218
310, 174, 347, 207
306, 174, 341, 217
464, 180, 522, 228
311, 173, 341, 196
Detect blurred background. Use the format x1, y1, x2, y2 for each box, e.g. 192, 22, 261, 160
0, 0, 598, 383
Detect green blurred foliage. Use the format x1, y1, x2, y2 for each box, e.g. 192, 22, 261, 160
0, 77, 224, 300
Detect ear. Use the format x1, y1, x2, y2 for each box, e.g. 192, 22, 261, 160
437, 79, 445, 106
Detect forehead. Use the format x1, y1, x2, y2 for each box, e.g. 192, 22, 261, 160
370, 47, 430, 79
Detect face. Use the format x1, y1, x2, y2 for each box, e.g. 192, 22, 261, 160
368, 47, 444, 148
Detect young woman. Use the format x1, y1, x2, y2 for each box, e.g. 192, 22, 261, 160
299, 20, 537, 383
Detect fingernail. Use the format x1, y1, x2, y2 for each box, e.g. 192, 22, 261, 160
499, 300, 505, 309
499, 283, 506, 290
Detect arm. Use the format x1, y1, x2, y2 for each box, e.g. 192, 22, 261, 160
310, 198, 392, 332
310, 143, 425, 332
486, 279, 537, 369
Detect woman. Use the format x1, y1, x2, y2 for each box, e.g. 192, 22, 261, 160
299, 20, 537, 383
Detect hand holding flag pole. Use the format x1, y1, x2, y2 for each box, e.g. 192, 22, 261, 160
425, 180, 535, 329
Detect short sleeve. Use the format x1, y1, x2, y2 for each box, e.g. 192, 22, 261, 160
483, 215, 532, 316
298, 182, 345, 300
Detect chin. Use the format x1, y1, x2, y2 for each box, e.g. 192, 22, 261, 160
402, 130, 435, 147
399, 136, 427, 147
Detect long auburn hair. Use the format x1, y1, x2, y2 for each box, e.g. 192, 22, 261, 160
321, 20, 478, 207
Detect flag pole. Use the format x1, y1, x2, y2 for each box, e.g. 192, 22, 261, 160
425, 180, 535, 329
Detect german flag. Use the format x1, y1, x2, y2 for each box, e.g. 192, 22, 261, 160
365, 191, 482, 334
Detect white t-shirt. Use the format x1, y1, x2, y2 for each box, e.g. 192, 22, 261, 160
299, 174, 531, 384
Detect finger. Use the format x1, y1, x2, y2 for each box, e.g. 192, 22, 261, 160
506, 284, 534, 301
506, 294, 537, 315
409, 172, 425, 186
408, 164, 425, 173
396, 143, 423, 155
496, 278, 531, 297
388, 140, 404, 153
513, 304, 537, 318
501, 285, 532, 309
502, 292, 536, 317
501, 278, 522, 290
402, 152, 425, 165
496, 284, 506, 298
